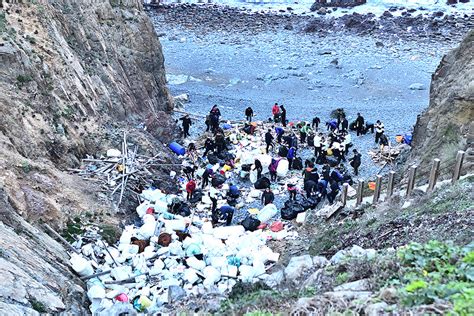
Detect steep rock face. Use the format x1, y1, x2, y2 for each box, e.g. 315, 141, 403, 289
0, 0, 174, 313
408, 31, 473, 178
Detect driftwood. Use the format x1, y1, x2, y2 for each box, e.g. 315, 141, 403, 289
43, 224, 80, 254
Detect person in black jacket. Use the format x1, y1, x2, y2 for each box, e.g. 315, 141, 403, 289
327, 180, 340, 204
203, 138, 215, 157
349, 149, 361, 176
254, 159, 263, 179
280, 105, 287, 127
265, 129, 274, 154
245, 107, 254, 122
341, 116, 348, 132
355, 113, 365, 136
261, 188, 275, 205
180, 114, 192, 138
312, 116, 321, 130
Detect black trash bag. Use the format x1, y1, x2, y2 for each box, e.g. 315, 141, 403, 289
278, 146, 288, 158
283, 200, 305, 213
326, 157, 339, 167
178, 204, 191, 217
254, 177, 271, 189
212, 174, 226, 187
207, 154, 220, 165
307, 136, 315, 147
218, 151, 234, 161
281, 207, 298, 220
292, 157, 303, 170
307, 196, 320, 208
241, 164, 252, 172
170, 200, 183, 213
300, 198, 314, 211
242, 216, 261, 231
189, 189, 203, 203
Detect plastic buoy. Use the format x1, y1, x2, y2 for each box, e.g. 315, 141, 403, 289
169, 142, 186, 156
368, 182, 376, 191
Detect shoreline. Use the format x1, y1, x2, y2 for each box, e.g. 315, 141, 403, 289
146, 2, 473, 42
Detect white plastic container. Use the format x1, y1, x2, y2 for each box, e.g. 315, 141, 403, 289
276, 159, 289, 177
70, 254, 94, 277
257, 203, 279, 223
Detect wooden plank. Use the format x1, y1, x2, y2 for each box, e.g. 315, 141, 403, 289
386, 171, 396, 200
356, 179, 364, 206
43, 224, 80, 254
452, 150, 465, 183
428, 158, 441, 191
406, 165, 417, 198
372, 175, 382, 204
341, 183, 349, 206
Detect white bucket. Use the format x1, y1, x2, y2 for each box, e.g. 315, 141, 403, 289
70, 254, 94, 277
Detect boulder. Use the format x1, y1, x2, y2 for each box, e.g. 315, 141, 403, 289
365, 302, 388, 316
312, 256, 329, 268
284, 255, 313, 280
409, 83, 426, 90
263, 270, 285, 287
333, 279, 370, 292
323, 290, 373, 300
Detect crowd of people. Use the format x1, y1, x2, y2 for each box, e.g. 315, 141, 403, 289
176, 103, 390, 227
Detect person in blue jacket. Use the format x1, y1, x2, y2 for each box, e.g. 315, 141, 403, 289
275, 126, 284, 144
228, 183, 240, 198
287, 146, 296, 170
219, 205, 235, 226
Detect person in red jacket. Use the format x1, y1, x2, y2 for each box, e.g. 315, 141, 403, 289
272, 103, 280, 122
186, 179, 196, 201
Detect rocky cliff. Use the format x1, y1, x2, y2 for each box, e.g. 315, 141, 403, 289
408, 30, 473, 179
0, 0, 173, 313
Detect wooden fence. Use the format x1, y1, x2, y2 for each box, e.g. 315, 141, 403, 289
341, 150, 467, 207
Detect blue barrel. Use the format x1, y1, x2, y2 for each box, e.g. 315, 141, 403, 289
169, 142, 186, 156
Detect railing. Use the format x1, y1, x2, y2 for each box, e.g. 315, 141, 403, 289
341, 150, 467, 208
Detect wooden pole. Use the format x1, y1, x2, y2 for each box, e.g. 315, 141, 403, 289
428, 158, 441, 192
386, 171, 396, 200
452, 150, 465, 183
406, 165, 417, 198
372, 175, 382, 205
43, 224, 80, 254
356, 179, 364, 206
341, 183, 349, 206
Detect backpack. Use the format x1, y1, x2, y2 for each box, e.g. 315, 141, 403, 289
242, 216, 261, 232
293, 157, 303, 170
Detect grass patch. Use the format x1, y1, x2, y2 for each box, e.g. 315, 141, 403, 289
29, 298, 47, 313
62, 220, 83, 243
99, 224, 120, 245
16, 74, 33, 88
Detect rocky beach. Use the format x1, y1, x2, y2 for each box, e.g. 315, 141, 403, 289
147, 2, 472, 177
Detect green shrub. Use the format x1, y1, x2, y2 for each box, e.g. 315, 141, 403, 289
393, 241, 474, 315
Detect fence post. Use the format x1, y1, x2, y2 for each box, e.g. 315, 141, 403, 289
428, 158, 441, 192
356, 179, 364, 206
341, 183, 349, 206
386, 171, 396, 201
406, 165, 417, 198
452, 150, 465, 183
372, 175, 382, 204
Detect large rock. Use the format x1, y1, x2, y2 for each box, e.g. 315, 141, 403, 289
333, 279, 370, 291
284, 255, 314, 280
407, 31, 473, 177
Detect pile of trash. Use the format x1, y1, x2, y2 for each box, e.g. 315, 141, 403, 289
69, 116, 359, 313
70, 186, 298, 314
